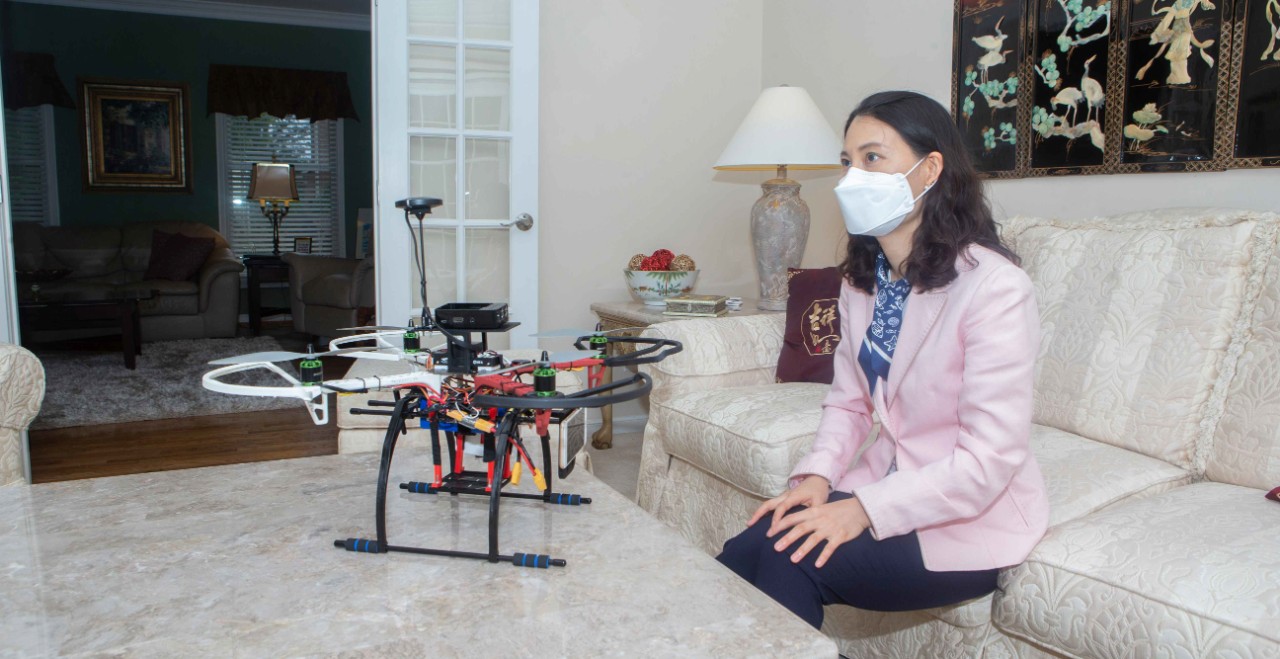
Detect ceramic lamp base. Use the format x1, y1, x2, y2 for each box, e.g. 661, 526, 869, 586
751, 178, 809, 311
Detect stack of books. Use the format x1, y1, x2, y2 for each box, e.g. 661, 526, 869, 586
663, 294, 729, 317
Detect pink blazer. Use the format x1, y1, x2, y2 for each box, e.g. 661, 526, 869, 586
789, 245, 1049, 572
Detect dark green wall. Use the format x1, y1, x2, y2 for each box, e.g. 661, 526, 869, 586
0, 2, 372, 255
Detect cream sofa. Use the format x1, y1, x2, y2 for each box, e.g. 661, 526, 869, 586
12, 221, 244, 341
0, 343, 45, 486
636, 208, 1280, 658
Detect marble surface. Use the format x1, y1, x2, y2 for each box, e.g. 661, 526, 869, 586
0, 452, 836, 658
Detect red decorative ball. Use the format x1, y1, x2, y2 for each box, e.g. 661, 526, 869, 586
650, 248, 675, 270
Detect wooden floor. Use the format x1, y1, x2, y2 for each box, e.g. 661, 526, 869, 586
27, 325, 347, 484
29, 409, 339, 483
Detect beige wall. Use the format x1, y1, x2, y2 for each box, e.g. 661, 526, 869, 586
762, 0, 1280, 269
539, 0, 765, 336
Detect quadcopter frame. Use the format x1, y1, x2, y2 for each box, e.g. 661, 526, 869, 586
329, 327, 682, 568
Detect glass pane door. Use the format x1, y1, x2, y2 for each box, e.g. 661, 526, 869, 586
376, 0, 538, 348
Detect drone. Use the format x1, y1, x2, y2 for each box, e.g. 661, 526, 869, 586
202, 196, 682, 568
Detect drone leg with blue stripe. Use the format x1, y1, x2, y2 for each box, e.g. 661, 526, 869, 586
429, 416, 443, 486
488, 420, 511, 563
334, 391, 415, 555
539, 432, 592, 507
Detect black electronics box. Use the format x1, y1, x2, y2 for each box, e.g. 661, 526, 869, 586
434, 302, 509, 330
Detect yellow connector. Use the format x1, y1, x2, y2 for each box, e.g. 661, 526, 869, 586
445, 409, 496, 433
532, 468, 547, 492
511, 461, 522, 485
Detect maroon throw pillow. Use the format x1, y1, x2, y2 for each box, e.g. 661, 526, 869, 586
144, 230, 215, 281
775, 267, 843, 384
1267, 486, 1279, 503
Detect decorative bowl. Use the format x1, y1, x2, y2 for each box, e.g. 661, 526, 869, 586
624, 269, 699, 306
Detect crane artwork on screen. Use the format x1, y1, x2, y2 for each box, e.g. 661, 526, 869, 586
202, 197, 682, 568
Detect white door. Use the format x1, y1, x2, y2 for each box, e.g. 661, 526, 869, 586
373, 0, 539, 349
0, 66, 18, 345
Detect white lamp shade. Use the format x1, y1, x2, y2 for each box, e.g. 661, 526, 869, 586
248, 162, 299, 201
714, 86, 842, 171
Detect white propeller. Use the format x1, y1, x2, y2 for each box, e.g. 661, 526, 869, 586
209, 346, 385, 365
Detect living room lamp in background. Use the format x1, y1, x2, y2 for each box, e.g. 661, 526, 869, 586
715, 86, 842, 311
247, 162, 299, 256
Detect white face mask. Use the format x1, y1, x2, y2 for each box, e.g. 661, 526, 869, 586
835, 158, 932, 237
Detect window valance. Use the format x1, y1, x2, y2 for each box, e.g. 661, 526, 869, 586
2, 52, 75, 110
207, 64, 359, 122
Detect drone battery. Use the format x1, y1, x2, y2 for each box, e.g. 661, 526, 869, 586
434, 302, 509, 330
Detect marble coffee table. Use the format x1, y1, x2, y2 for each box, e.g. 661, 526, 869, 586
0, 451, 836, 657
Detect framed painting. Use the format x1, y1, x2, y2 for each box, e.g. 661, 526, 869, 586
1121, 0, 1228, 168
1231, 0, 1280, 165
79, 78, 192, 192
1027, 0, 1115, 174
953, 0, 1027, 176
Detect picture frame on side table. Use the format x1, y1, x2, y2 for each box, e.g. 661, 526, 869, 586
293, 237, 313, 254
79, 78, 192, 193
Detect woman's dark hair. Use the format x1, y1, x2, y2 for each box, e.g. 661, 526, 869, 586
839, 90, 1018, 294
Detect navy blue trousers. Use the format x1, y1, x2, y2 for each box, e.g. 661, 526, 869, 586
715, 491, 999, 629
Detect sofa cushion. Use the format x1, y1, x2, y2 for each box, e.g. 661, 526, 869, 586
995, 482, 1280, 657
776, 267, 842, 384
1207, 228, 1280, 489
144, 231, 215, 282
1003, 210, 1267, 470
41, 226, 122, 278
121, 221, 229, 270
139, 287, 199, 316
1030, 424, 1192, 527
656, 383, 829, 498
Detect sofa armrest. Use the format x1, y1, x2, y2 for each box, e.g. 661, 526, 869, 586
351, 258, 375, 308
196, 248, 245, 312
639, 313, 785, 404
0, 343, 46, 486
282, 254, 365, 302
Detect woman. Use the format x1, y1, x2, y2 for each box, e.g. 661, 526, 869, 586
716, 91, 1049, 630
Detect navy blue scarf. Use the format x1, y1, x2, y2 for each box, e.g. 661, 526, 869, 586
857, 252, 911, 396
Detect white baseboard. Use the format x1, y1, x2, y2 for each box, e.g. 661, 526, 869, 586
584, 413, 648, 436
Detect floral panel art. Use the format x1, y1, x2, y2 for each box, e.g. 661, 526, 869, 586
1122, 0, 1226, 166
954, 0, 1027, 174
1030, 0, 1114, 171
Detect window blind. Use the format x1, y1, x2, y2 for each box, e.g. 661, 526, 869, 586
3, 106, 57, 225
219, 115, 342, 256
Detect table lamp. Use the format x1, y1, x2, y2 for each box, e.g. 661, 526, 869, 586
715, 86, 842, 310
247, 162, 299, 256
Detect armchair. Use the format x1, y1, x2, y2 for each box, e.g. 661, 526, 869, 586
0, 343, 45, 486
281, 253, 374, 340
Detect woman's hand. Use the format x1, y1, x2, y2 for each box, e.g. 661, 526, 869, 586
747, 475, 831, 531
769, 496, 872, 568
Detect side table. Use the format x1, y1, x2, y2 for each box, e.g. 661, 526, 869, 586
589, 299, 780, 449
242, 255, 291, 336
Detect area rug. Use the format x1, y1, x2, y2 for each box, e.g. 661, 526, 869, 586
32, 337, 307, 430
